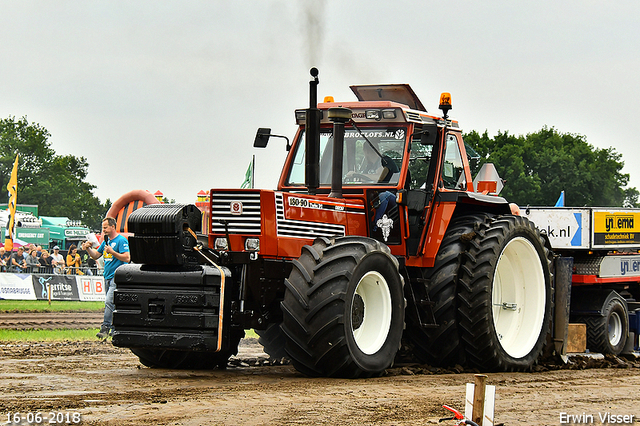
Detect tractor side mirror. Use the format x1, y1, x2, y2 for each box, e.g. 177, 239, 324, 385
419, 123, 438, 146
254, 128, 271, 148
254, 128, 291, 151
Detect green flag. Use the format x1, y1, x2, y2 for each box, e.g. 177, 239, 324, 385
241, 159, 253, 189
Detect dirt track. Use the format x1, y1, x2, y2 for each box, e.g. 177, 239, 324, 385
0, 339, 638, 426
0, 312, 103, 329
0, 312, 639, 425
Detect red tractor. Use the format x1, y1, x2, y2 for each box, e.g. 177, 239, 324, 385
113, 69, 553, 378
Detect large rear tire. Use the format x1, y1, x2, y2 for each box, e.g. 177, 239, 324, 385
404, 214, 490, 367
130, 330, 244, 370
458, 215, 552, 371
281, 236, 405, 378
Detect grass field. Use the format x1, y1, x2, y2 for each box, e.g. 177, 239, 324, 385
0, 299, 259, 341
0, 300, 103, 341
0, 328, 101, 341
0, 300, 104, 312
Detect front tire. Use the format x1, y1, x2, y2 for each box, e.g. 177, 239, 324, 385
458, 215, 552, 371
281, 236, 405, 378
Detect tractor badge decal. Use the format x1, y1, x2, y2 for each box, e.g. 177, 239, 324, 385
230, 201, 243, 215
376, 214, 394, 241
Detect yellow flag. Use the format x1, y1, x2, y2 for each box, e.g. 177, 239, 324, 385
4, 154, 19, 252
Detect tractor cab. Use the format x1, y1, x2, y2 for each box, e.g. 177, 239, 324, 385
265, 80, 478, 260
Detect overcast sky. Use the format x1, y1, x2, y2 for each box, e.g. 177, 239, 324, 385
1, 1, 639, 206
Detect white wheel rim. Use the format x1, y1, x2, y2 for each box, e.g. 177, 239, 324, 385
608, 311, 623, 347
351, 271, 392, 355
492, 237, 546, 359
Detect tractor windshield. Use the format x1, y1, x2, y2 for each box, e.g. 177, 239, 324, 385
286, 126, 407, 186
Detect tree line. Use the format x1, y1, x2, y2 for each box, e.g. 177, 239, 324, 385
0, 116, 110, 229
464, 127, 639, 208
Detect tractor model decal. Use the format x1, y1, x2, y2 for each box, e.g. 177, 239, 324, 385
276, 193, 346, 239
376, 214, 394, 242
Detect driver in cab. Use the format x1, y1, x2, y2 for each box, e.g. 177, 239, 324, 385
345, 142, 398, 183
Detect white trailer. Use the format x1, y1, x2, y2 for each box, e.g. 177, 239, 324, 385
523, 207, 640, 354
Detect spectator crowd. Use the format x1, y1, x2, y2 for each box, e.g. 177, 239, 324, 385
0, 243, 102, 275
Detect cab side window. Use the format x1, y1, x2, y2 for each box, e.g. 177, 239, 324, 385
408, 124, 436, 190
442, 134, 465, 190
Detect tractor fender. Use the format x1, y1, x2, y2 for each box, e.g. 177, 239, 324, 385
570, 288, 629, 317
439, 191, 512, 215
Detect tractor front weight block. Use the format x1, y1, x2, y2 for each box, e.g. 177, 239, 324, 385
112, 263, 233, 353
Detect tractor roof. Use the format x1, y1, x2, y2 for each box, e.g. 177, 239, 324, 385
349, 84, 426, 112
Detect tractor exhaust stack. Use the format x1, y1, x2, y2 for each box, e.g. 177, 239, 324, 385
328, 107, 352, 199
305, 68, 321, 195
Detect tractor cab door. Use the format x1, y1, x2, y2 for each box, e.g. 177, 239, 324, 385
364, 122, 438, 250
404, 124, 437, 256
366, 188, 402, 245
404, 127, 473, 257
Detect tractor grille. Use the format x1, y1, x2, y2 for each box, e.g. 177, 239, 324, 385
404, 111, 423, 122
210, 191, 261, 234
275, 193, 345, 239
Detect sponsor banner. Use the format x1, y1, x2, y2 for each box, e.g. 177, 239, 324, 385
522, 208, 590, 249
593, 210, 640, 248
32, 274, 80, 301
599, 255, 640, 278
0, 273, 37, 300
77, 276, 106, 301
65, 228, 90, 237
0, 273, 107, 301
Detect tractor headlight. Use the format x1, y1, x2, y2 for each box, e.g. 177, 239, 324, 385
365, 110, 380, 120
382, 109, 397, 119
245, 238, 260, 251
214, 238, 229, 251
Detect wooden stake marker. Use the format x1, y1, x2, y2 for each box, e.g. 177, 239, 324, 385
465, 374, 496, 426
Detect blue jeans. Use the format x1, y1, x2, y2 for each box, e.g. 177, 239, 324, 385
102, 278, 116, 332
373, 191, 396, 230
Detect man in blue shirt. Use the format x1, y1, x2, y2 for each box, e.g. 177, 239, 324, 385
82, 217, 130, 340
